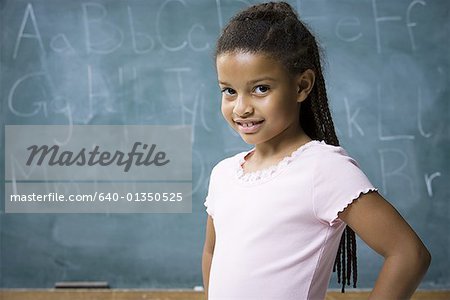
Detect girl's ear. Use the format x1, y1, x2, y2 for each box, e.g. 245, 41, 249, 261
296, 69, 315, 103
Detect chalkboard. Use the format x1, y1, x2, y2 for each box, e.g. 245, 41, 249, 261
1, 0, 448, 290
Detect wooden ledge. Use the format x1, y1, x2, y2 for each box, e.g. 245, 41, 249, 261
0, 289, 449, 300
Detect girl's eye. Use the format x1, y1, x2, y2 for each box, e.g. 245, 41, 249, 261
221, 88, 236, 96
254, 85, 270, 94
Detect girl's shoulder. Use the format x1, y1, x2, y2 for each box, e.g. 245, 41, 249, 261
307, 140, 350, 157
284, 139, 351, 160
286, 140, 357, 171
308, 141, 364, 173
306, 140, 355, 161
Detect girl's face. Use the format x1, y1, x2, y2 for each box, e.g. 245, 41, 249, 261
216, 51, 312, 146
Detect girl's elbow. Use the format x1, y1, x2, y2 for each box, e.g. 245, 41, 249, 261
411, 238, 431, 266
411, 245, 431, 272
421, 248, 432, 268
416, 241, 431, 265
418, 250, 432, 279
395, 243, 431, 270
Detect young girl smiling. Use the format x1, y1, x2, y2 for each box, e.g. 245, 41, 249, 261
202, 2, 431, 299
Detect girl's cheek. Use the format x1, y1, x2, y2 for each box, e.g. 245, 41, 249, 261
220, 102, 230, 120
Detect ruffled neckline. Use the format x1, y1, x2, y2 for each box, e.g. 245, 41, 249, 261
235, 139, 326, 184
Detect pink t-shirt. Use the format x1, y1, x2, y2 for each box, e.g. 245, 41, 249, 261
204, 139, 378, 300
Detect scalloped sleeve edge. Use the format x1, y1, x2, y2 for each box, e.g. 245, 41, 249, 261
328, 187, 379, 227
203, 195, 214, 219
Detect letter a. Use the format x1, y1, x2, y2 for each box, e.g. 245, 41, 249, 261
13, 3, 45, 59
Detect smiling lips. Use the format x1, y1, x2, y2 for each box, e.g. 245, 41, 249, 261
234, 119, 265, 133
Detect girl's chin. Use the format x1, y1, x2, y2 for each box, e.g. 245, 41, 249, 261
237, 133, 265, 145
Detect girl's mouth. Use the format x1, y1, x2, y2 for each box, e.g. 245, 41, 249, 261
236, 120, 264, 134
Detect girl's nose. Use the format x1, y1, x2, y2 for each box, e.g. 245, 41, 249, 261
233, 94, 253, 116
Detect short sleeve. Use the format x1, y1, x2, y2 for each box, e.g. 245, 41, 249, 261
203, 165, 217, 219
204, 194, 214, 219
313, 147, 378, 227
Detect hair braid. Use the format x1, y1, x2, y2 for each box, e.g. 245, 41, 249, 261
215, 1, 359, 293
352, 228, 358, 287
341, 230, 347, 293
310, 39, 339, 145
346, 224, 352, 285
333, 239, 342, 283
310, 33, 358, 293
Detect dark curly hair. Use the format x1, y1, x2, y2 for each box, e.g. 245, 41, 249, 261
214, 1, 356, 293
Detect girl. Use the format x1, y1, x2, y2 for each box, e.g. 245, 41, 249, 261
202, 2, 431, 299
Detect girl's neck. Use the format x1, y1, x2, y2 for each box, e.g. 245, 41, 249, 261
251, 132, 312, 162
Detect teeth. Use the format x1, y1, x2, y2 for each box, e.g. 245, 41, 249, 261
237, 121, 263, 127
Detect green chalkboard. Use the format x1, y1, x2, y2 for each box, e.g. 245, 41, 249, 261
1, 0, 448, 290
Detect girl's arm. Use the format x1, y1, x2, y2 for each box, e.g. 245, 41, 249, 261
202, 215, 216, 299
337, 191, 431, 300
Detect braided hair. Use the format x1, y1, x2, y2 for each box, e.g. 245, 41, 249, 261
214, 1, 356, 293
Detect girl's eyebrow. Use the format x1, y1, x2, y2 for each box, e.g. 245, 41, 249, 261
219, 77, 276, 85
